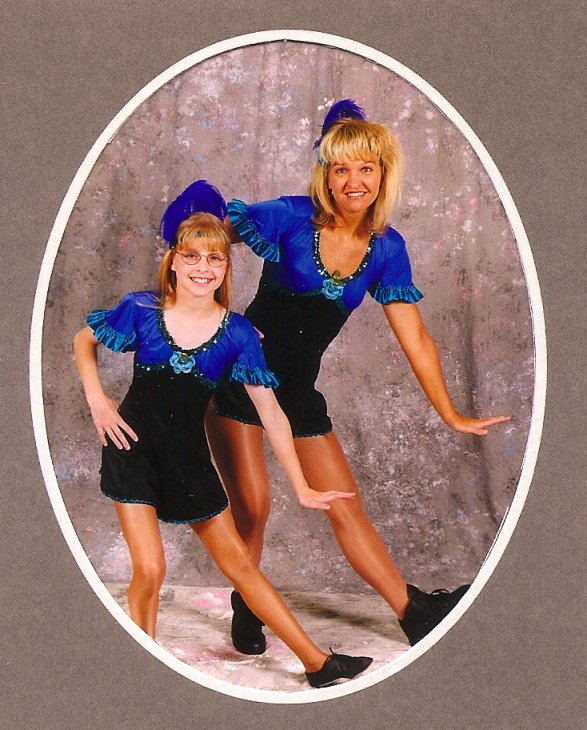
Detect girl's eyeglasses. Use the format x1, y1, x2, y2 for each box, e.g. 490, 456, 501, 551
177, 251, 227, 267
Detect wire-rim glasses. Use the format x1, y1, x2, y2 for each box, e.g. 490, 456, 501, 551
177, 251, 228, 267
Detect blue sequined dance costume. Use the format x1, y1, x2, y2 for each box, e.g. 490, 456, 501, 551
87, 291, 278, 523
213, 196, 423, 437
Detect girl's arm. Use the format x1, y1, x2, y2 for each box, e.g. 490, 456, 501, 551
73, 326, 139, 450
383, 302, 511, 435
244, 384, 354, 510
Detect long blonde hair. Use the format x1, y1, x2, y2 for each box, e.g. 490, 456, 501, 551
158, 213, 232, 309
310, 118, 403, 233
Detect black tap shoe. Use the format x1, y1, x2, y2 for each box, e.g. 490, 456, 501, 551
305, 650, 373, 688
230, 590, 266, 655
399, 583, 470, 646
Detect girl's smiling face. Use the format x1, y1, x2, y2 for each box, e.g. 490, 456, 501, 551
171, 240, 228, 300
327, 158, 382, 218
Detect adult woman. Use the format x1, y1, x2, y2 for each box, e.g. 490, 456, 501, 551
206, 101, 510, 650
73, 181, 371, 688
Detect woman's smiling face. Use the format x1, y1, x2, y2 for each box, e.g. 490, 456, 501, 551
326, 158, 382, 218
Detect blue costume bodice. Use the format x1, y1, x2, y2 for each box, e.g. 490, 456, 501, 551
87, 291, 278, 389
228, 195, 423, 311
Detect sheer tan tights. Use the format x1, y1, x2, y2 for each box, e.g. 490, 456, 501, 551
115, 501, 328, 670
205, 412, 410, 618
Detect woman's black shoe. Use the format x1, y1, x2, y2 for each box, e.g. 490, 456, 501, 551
230, 590, 266, 655
305, 650, 373, 688
399, 584, 470, 646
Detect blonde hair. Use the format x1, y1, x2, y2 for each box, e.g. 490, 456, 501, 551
309, 118, 403, 234
158, 213, 232, 309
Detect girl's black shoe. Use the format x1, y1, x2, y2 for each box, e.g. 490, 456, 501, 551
399, 583, 470, 645
230, 590, 266, 655
305, 650, 373, 688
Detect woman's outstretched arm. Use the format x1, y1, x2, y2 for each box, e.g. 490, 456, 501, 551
73, 326, 139, 450
383, 302, 511, 435
244, 384, 355, 509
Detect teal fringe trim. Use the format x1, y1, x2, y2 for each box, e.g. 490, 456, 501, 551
160, 501, 229, 524
227, 199, 280, 262
231, 363, 280, 388
87, 310, 137, 352
371, 283, 424, 304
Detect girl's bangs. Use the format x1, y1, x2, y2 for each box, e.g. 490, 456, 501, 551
176, 225, 231, 256
176, 234, 229, 253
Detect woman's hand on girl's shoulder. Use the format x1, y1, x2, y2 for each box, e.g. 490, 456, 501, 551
87, 393, 139, 450
295, 485, 355, 511
445, 413, 512, 436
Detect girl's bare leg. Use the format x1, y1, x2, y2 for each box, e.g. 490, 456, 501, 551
205, 411, 269, 565
115, 502, 166, 638
206, 411, 409, 618
190, 509, 327, 672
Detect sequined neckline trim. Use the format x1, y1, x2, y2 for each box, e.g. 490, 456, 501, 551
312, 229, 376, 284
156, 308, 231, 355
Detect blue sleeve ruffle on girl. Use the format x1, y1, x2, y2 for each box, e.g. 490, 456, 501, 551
227, 315, 280, 388
86, 292, 140, 352
227, 198, 295, 263
231, 362, 280, 388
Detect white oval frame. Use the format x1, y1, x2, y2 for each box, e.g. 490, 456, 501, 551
29, 30, 546, 704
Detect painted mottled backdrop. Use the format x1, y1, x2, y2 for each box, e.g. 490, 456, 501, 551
43, 42, 533, 595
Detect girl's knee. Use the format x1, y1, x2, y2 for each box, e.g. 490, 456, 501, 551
133, 558, 166, 590
218, 544, 258, 584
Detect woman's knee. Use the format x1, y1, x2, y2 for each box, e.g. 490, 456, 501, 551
242, 489, 271, 525
230, 481, 271, 529
326, 495, 369, 530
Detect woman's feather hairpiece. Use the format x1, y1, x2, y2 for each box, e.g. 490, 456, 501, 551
313, 99, 367, 150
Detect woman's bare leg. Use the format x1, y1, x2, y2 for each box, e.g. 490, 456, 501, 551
207, 411, 409, 618
115, 502, 166, 638
190, 509, 327, 671
293, 432, 409, 618
205, 410, 269, 565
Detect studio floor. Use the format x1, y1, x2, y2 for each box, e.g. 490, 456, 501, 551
106, 583, 410, 693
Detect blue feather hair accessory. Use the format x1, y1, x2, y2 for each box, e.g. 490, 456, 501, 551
313, 99, 367, 150
160, 179, 228, 247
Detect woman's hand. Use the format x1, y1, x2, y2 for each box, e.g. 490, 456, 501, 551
87, 393, 138, 450
383, 303, 512, 436
444, 413, 511, 436
295, 485, 355, 511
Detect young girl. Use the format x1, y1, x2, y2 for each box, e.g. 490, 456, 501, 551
73, 181, 371, 688
206, 101, 511, 649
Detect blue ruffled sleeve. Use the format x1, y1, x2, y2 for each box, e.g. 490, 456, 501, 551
86, 292, 139, 352
368, 229, 424, 305
228, 316, 280, 389
227, 198, 296, 263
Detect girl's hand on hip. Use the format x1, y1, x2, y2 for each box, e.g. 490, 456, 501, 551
88, 395, 139, 450
446, 413, 512, 436
296, 485, 355, 511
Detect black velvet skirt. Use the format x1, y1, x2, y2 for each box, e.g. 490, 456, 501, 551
213, 275, 351, 438
100, 365, 228, 523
